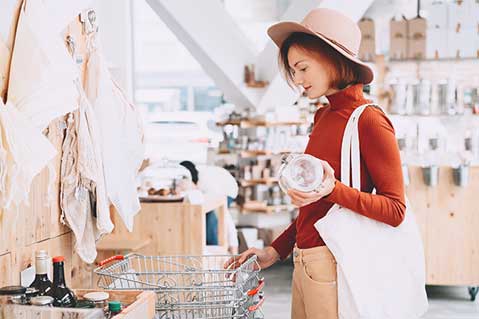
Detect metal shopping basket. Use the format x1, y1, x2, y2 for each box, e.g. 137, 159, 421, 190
94, 253, 265, 318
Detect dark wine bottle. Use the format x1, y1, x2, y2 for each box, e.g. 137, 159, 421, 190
47, 256, 77, 307
29, 250, 52, 296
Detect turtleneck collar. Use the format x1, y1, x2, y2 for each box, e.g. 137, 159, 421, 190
326, 84, 368, 110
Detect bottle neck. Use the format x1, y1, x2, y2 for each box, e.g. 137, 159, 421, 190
52, 262, 66, 286
35, 258, 49, 275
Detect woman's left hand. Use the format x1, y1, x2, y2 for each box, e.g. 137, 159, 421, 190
287, 160, 337, 208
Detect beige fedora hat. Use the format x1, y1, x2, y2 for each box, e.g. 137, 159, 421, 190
268, 8, 374, 84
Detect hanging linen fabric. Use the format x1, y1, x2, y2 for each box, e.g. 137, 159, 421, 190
0, 100, 56, 208
0, 37, 9, 102
6, 0, 79, 132
59, 81, 113, 264
0, 0, 23, 101
84, 34, 144, 232
0, 1, 81, 209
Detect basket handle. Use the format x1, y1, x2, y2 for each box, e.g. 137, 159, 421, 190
248, 296, 265, 312
99, 255, 124, 267
247, 279, 265, 296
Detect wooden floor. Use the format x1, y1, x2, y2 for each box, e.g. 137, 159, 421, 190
262, 261, 479, 319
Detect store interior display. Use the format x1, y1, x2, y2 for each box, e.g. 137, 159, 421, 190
136, 159, 191, 201
1, 0, 479, 315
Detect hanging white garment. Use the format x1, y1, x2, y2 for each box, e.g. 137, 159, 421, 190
0, 100, 56, 208
84, 42, 144, 232
60, 111, 98, 263
7, 1, 79, 132
0, 36, 9, 101
60, 84, 113, 264
314, 104, 428, 319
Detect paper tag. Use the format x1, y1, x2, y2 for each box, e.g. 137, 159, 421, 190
20, 265, 35, 287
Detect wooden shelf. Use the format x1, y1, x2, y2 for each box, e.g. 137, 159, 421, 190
240, 201, 294, 213
240, 120, 308, 128
388, 57, 479, 64
216, 120, 308, 128
240, 178, 278, 187
218, 150, 293, 157
216, 119, 242, 126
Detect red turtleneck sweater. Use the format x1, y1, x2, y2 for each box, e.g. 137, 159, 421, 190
271, 84, 406, 260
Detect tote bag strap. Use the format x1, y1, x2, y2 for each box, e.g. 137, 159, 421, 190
340, 103, 380, 190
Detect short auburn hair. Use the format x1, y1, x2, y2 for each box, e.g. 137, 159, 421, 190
279, 32, 362, 90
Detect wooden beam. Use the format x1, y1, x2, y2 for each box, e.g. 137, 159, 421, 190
145, 0, 258, 109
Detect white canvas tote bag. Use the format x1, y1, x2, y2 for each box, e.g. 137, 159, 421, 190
314, 104, 428, 319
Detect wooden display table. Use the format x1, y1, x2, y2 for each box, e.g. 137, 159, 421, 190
406, 166, 479, 300
0, 290, 156, 319
97, 195, 228, 259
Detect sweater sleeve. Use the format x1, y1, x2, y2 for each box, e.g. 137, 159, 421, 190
271, 220, 297, 260
325, 107, 406, 227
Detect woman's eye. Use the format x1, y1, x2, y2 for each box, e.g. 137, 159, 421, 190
300, 67, 307, 72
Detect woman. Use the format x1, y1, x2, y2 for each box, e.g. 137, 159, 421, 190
229, 8, 405, 319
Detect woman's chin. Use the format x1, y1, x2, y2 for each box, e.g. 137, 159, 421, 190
306, 91, 321, 99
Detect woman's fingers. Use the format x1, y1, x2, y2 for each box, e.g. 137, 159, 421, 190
238, 248, 257, 265
319, 160, 335, 180
288, 189, 318, 200
224, 249, 253, 269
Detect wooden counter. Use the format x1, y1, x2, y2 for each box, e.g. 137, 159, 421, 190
406, 166, 479, 290
97, 195, 229, 258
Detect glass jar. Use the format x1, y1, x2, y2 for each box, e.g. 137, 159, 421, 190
83, 291, 109, 309
278, 154, 324, 193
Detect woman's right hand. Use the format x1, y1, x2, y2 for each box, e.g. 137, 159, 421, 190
224, 246, 280, 270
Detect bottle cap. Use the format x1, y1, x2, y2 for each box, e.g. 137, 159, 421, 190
35, 250, 48, 259
108, 301, 122, 312
52, 256, 64, 263
30, 295, 54, 306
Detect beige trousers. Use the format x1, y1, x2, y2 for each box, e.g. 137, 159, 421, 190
291, 246, 338, 319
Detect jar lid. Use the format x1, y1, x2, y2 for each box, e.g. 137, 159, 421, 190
30, 296, 54, 306
84, 291, 109, 302
0, 286, 26, 296
109, 301, 122, 312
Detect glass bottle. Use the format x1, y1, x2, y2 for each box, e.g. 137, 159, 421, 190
29, 250, 52, 296
47, 256, 77, 307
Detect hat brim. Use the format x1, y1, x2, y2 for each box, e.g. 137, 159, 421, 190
267, 21, 374, 85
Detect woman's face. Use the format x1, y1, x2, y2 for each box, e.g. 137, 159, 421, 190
287, 45, 337, 99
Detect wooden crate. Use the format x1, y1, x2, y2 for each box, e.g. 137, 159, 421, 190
0, 289, 156, 319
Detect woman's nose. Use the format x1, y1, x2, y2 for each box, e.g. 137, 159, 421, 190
293, 74, 303, 86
